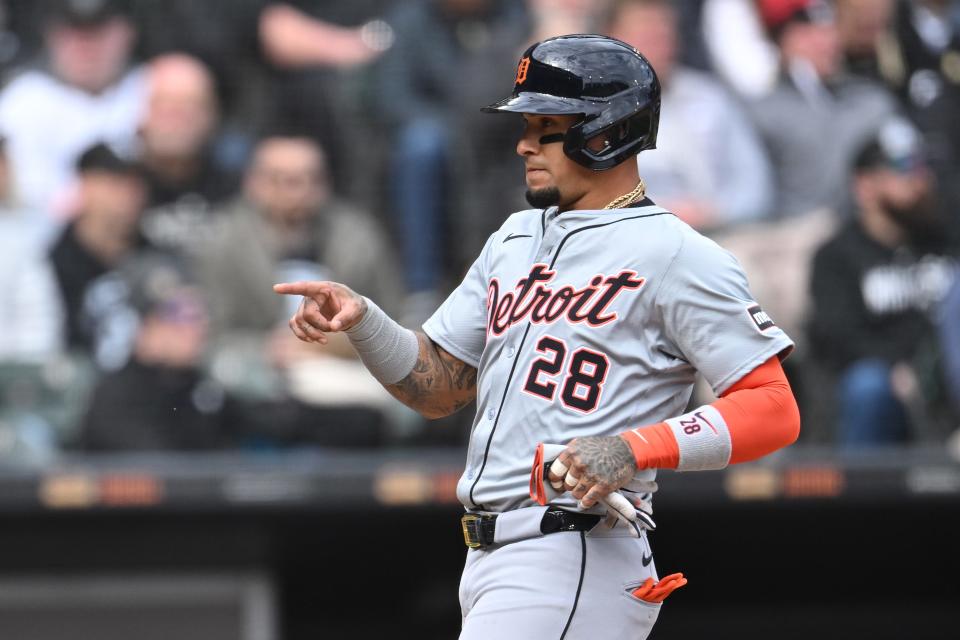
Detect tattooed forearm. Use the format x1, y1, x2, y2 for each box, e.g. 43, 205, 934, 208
569, 436, 636, 488
386, 332, 478, 418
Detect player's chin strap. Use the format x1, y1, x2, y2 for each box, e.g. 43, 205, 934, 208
538, 133, 565, 145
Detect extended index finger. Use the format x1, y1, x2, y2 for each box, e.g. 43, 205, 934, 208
273, 281, 333, 299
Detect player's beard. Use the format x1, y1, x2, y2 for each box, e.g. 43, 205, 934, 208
525, 186, 562, 208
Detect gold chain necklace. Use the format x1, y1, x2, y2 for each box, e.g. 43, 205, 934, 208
602, 178, 646, 209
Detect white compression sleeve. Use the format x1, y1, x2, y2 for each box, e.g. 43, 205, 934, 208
345, 297, 419, 385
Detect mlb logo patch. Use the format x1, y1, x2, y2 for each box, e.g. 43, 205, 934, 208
747, 304, 775, 331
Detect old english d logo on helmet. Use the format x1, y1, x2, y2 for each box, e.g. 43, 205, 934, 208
482, 34, 661, 171
515, 56, 531, 85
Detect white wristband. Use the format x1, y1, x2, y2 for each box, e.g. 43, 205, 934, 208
664, 405, 732, 471
345, 297, 419, 385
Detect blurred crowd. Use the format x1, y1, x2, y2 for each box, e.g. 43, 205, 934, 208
0, 0, 958, 463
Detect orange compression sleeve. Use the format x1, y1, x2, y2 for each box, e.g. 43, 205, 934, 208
620, 356, 800, 469
714, 355, 801, 464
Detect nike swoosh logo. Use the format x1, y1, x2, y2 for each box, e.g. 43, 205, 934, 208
694, 410, 718, 434
641, 553, 653, 567
503, 233, 532, 243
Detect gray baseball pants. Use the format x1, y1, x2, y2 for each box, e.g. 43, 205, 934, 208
458, 517, 661, 640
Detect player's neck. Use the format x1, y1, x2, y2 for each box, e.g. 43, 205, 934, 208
564, 165, 642, 212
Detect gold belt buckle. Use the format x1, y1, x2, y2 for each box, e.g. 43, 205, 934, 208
461, 514, 482, 548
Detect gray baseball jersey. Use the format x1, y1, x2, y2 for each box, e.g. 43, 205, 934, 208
423, 200, 794, 514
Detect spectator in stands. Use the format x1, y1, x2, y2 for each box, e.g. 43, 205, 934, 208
750, 0, 899, 218
832, 0, 960, 183
918, 84, 960, 216
78, 253, 234, 451
130, 1, 391, 194
203, 134, 401, 332
701, 0, 781, 97
530, 0, 715, 68
375, 0, 530, 322
0, 0, 145, 217
836, 0, 896, 82
607, 0, 774, 229
258, 1, 393, 193
259, 2, 385, 68
832, 0, 960, 228
130, 0, 262, 107
0, 136, 63, 362
200, 135, 402, 434
809, 117, 957, 448
527, 0, 597, 41
1, 135, 97, 460
49, 143, 149, 352
137, 53, 237, 256
884, 0, 960, 112
834, 0, 960, 115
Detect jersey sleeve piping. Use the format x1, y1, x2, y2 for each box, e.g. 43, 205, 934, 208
421, 322, 482, 370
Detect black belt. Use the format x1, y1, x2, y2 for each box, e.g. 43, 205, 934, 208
461, 507, 603, 549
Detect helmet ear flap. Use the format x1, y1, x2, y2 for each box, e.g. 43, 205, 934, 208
563, 103, 659, 171
583, 122, 628, 154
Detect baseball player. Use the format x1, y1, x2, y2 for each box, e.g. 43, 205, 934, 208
275, 35, 801, 640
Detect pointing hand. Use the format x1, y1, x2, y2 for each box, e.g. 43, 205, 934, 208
273, 280, 367, 345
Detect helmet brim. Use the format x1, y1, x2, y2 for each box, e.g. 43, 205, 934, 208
481, 91, 592, 115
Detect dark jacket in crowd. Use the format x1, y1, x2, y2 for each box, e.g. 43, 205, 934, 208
49, 221, 150, 350
809, 219, 956, 370
79, 360, 234, 451
143, 153, 237, 210
49, 221, 109, 349
887, 0, 960, 110
139, 153, 239, 255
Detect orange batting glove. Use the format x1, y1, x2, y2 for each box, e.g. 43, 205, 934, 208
632, 573, 687, 604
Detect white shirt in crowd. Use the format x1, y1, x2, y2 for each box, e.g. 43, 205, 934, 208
638, 67, 774, 225
0, 210, 63, 362
701, 0, 780, 98
0, 67, 147, 217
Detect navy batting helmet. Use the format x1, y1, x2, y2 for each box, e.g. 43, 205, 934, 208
482, 34, 661, 171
